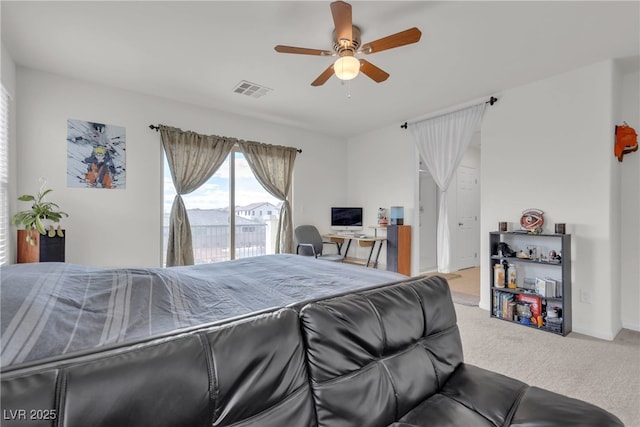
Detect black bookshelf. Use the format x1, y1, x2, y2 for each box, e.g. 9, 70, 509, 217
489, 231, 571, 336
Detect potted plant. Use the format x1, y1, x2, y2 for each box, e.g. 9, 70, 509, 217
12, 182, 68, 263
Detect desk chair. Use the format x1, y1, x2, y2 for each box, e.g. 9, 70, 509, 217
295, 225, 344, 262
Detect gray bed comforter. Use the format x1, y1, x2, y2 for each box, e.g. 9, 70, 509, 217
1, 254, 404, 370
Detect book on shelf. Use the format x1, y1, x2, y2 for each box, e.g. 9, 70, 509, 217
535, 278, 546, 296
533, 276, 562, 298
502, 293, 513, 318
507, 301, 516, 320
492, 291, 518, 321
547, 278, 557, 298
550, 277, 563, 298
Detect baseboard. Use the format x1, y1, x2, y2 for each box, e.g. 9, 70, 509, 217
621, 321, 640, 332
571, 325, 618, 341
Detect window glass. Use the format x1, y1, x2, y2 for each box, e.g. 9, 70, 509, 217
163, 150, 280, 265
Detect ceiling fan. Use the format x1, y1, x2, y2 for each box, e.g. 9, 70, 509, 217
274, 1, 422, 86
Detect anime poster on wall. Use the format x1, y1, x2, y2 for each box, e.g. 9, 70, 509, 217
67, 119, 126, 189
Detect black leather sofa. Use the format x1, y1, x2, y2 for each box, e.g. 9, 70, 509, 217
1, 276, 623, 426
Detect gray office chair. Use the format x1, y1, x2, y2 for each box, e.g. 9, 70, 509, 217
295, 225, 344, 262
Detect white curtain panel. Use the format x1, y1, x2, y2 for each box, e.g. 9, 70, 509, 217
409, 103, 486, 273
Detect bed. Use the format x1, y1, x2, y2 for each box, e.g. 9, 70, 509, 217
1, 254, 405, 372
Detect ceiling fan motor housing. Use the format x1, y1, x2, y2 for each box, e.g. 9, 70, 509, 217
333, 25, 361, 57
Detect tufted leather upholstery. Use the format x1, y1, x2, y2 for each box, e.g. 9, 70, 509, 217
298, 275, 623, 427
300, 276, 462, 426
1, 276, 624, 426
1, 309, 315, 427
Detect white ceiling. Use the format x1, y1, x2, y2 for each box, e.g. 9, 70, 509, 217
2, 1, 639, 138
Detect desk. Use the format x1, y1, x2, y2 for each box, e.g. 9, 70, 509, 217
323, 234, 386, 268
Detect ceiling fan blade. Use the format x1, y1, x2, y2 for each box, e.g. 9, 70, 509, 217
331, 1, 352, 46
311, 65, 335, 86
359, 59, 390, 83
360, 27, 422, 54
274, 45, 334, 56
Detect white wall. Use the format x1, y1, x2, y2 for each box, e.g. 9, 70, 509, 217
619, 69, 640, 331
14, 68, 347, 267
481, 60, 622, 340
347, 124, 418, 271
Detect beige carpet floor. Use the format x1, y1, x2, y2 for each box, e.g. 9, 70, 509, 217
455, 296, 640, 426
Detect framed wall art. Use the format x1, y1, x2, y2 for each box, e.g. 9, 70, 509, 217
67, 119, 126, 189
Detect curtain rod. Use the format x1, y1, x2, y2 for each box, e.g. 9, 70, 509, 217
400, 96, 498, 130
148, 124, 302, 153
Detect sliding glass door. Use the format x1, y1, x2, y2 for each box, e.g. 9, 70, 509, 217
163, 150, 280, 265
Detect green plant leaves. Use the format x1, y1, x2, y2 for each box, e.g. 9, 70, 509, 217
35, 217, 45, 234
12, 187, 68, 236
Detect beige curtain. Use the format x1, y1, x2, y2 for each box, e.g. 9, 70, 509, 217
160, 125, 236, 266
238, 140, 297, 253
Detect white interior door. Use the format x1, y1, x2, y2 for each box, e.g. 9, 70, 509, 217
419, 171, 437, 272
455, 165, 479, 269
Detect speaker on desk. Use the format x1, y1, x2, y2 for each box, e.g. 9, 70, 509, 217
387, 225, 411, 275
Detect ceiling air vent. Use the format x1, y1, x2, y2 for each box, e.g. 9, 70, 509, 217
232, 81, 272, 99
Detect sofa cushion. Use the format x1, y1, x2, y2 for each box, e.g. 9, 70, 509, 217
439, 363, 528, 426
202, 308, 315, 426
63, 333, 210, 427
400, 363, 624, 427
1, 307, 315, 427
391, 393, 497, 427
299, 276, 462, 427
509, 386, 624, 427
391, 361, 529, 427
0, 371, 59, 427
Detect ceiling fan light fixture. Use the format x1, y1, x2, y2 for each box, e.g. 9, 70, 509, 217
334, 55, 360, 81
274, 2, 421, 86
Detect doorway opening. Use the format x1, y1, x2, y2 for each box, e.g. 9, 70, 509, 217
417, 131, 481, 296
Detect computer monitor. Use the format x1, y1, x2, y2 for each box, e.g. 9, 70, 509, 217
331, 207, 363, 232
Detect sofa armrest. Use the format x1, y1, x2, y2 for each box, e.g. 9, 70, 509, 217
439, 363, 528, 427
440, 364, 624, 427
510, 386, 624, 427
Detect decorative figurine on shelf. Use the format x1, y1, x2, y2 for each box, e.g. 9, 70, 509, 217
520, 208, 544, 234
549, 250, 562, 263
498, 242, 516, 258
377, 207, 388, 226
